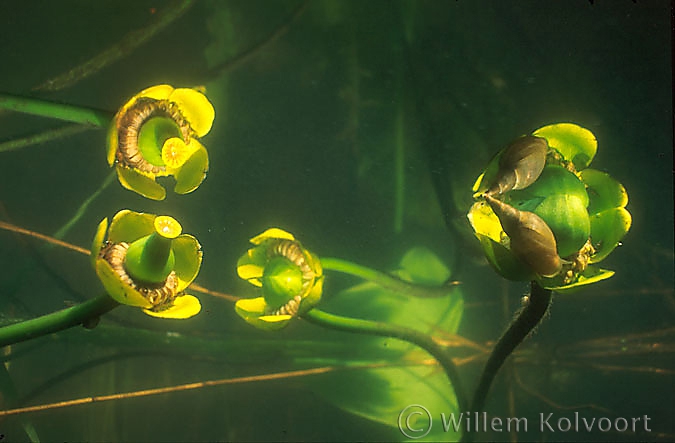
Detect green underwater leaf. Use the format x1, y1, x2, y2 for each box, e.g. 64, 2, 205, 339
323, 247, 463, 339
310, 366, 461, 442
311, 248, 463, 439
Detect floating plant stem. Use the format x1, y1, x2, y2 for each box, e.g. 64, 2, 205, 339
464, 281, 552, 442
321, 256, 459, 298
52, 172, 116, 241
32, 0, 195, 92
0, 93, 112, 127
0, 124, 94, 153
302, 308, 468, 415
0, 294, 119, 348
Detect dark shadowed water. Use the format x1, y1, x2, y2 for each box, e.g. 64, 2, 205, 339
0, 1, 672, 441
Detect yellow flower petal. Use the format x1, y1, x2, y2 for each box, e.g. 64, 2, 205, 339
172, 235, 203, 291
91, 218, 108, 267
116, 166, 166, 201
107, 122, 118, 167
143, 294, 201, 319
173, 142, 208, 195
250, 228, 296, 245
169, 88, 215, 137
234, 297, 292, 330
138, 84, 175, 101
467, 201, 503, 243
237, 263, 264, 287
95, 259, 152, 308
108, 210, 155, 244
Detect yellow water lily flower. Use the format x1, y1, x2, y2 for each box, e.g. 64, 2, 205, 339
91, 210, 203, 319
107, 85, 215, 200
235, 228, 324, 330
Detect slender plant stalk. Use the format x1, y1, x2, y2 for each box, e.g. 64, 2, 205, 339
0, 363, 40, 442
0, 93, 112, 127
0, 124, 94, 153
0, 295, 119, 348
33, 0, 194, 92
302, 308, 468, 415
321, 256, 459, 298
52, 171, 116, 241
464, 281, 552, 442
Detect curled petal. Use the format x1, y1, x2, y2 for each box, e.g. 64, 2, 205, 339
250, 228, 296, 245
172, 235, 203, 291
108, 210, 155, 244
95, 259, 152, 309
169, 88, 215, 137
91, 218, 108, 266
116, 166, 166, 201
235, 297, 292, 330
173, 142, 208, 195
143, 294, 202, 319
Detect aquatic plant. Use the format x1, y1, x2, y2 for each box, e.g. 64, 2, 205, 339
107, 85, 214, 200
464, 123, 632, 439
469, 123, 631, 290
235, 228, 324, 330
91, 210, 202, 319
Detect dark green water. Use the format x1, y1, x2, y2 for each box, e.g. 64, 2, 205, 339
0, 1, 672, 441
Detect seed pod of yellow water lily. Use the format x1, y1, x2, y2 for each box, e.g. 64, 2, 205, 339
485, 194, 562, 278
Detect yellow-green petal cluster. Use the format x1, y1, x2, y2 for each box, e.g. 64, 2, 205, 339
235, 228, 324, 330
91, 210, 202, 318
468, 123, 631, 291
107, 85, 215, 200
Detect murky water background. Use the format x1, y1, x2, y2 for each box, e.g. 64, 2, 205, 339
0, 1, 672, 441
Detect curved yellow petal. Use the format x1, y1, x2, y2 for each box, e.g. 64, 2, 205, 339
95, 259, 152, 308
306, 250, 323, 277
173, 142, 208, 194
172, 234, 203, 290
108, 210, 155, 244
237, 263, 264, 287
250, 228, 295, 245
116, 166, 166, 201
91, 218, 108, 267
169, 88, 215, 137
300, 275, 324, 313
234, 297, 292, 330
467, 201, 503, 243
106, 122, 118, 167
138, 84, 175, 101
143, 294, 201, 319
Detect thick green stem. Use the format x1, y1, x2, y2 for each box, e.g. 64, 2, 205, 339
302, 308, 468, 415
464, 281, 552, 442
0, 295, 119, 348
320, 256, 457, 298
0, 93, 112, 127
